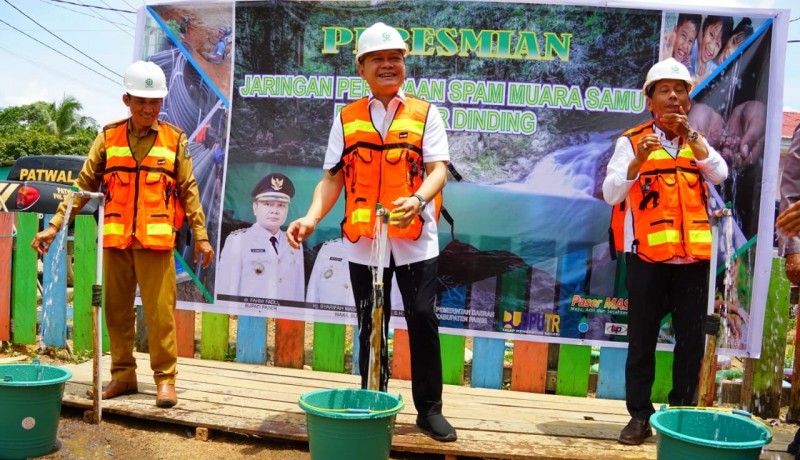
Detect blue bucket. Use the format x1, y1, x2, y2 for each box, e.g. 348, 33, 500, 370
0, 362, 72, 460
649, 407, 772, 460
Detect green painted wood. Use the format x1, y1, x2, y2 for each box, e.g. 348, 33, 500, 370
73, 216, 97, 353
750, 257, 789, 418
440, 333, 465, 385
200, 312, 230, 360
312, 322, 345, 372
11, 212, 38, 344
652, 350, 673, 403
556, 344, 592, 396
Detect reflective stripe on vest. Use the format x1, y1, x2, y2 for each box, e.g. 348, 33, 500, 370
340, 96, 437, 243
608, 121, 711, 262
102, 119, 184, 250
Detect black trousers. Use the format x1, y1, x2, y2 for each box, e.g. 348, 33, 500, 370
350, 256, 443, 417
624, 254, 708, 419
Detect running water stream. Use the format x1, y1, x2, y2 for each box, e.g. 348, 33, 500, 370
39, 190, 75, 352
720, 214, 737, 350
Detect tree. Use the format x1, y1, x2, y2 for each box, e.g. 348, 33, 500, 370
0, 96, 97, 161
0, 101, 52, 134
45, 95, 96, 138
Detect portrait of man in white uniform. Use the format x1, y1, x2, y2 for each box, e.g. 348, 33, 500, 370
216, 173, 304, 301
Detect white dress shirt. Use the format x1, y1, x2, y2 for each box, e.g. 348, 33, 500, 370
217, 224, 305, 300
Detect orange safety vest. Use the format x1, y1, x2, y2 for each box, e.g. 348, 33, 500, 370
338, 96, 441, 243
102, 119, 185, 250
608, 122, 711, 262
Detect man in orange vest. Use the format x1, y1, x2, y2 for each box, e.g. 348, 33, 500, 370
31, 61, 215, 408
603, 58, 728, 445
286, 22, 456, 442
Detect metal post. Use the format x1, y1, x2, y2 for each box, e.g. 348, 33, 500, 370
697, 207, 731, 407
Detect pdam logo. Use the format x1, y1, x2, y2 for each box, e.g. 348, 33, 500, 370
604, 323, 628, 336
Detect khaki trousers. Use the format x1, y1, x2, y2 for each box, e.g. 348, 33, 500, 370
103, 247, 178, 385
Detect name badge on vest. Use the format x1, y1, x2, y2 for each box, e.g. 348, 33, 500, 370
252, 248, 266, 253
399, 132, 408, 138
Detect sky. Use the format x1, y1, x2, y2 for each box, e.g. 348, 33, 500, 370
0, 0, 798, 126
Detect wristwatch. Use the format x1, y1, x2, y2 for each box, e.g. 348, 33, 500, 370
411, 193, 427, 213
687, 130, 699, 143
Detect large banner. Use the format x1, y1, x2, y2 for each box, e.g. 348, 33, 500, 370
135, 0, 788, 358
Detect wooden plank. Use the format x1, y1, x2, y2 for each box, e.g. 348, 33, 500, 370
748, 256, 789, 418
235, 315, 267, 364
596, 347, 626, 400
510, 342, 548, 393
440, 333, 465, 385
597, 250, 628, 400
57, 353, 696, 460
72, 215, 97, 353
312, 322, 345, 372
174, 309, 195, 358
200, 312, 229, 360
0, 212, 14, 341
471, 235, 514, 390
440, 284, 466, 385
41, 214, 67, 348
556, 344, 591, 397
469, 277, 504, 389
467, 235, 511, 389
471, 337, 505, 389
391, 328, 411, 380
11, 212, 38, 345
273, 318, 304, 368
501, 266, 544, 392
652, 351, 672, 404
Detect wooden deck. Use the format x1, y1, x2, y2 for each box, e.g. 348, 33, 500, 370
59, 353, 794, 460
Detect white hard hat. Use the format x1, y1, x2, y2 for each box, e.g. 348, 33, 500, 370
355, 22, 407, 63
123, 61, 168, 98
642, 58, 693, 95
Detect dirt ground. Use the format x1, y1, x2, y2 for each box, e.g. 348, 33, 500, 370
0, 343, 436, 460
39, 406, 313, 460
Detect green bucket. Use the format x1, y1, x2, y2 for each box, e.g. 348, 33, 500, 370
649, 407, 772, 460
298, 388, 404, 460
0, 362, 72, 460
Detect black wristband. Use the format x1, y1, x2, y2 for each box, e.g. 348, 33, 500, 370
411, 193, 426, 213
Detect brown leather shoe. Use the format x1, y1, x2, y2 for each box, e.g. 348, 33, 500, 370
86, 380, 138, 400
618, 416, 653, 445
156, 383, 177, 408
